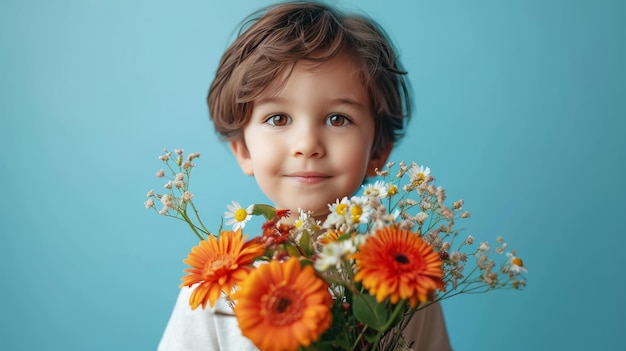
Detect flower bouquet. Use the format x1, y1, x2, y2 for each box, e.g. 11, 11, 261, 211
146, 149, 527, 351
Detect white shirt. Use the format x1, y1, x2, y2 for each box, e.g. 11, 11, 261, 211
158, 286, 452, 351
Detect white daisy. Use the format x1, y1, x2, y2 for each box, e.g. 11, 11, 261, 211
506, 252, 527, 274
224, 201, 253, 231
314, 239, 357, 272
347, 196, 372, 225
323, 197, 351, 229
362, 180, 388, 199
294, 209, 321, 232
410, 163, 431, 185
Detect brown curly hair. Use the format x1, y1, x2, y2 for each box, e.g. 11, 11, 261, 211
207, 1, 411, 156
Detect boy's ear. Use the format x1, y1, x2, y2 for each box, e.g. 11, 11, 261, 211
230, 139, 254, 175
366, 143, 393, 177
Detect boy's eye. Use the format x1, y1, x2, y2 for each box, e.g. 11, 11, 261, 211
265, 114, 291, 126
325, 114, 352, 127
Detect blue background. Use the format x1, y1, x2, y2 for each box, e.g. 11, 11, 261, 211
1, 0, 624, 350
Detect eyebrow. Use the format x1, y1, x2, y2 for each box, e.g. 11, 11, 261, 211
255, 96, 367, 109
254, 96, 289, 106
331, 98, 366, 109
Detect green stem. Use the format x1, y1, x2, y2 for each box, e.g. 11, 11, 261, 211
189, 200, 211, 235
370, 333, 382, 351
381, 302, 405, 332
180, 210, 205, 241
351, 324, 369, 351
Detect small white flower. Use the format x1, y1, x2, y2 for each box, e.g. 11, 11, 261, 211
314, 239, 357, 272
415, 211, 428, 224
362, 180, 388, 199
144, 198, 155, 209
436, 186, 446, 204
410, 164, 431, 185
371, 209, 400, 230
347, 196, 371, 225
507, 253, 527, 274
323, 197, 351, 229
160, 194, 175, 208
324, 196, 372, 231
294, 209, 320, 232
224, 201, 253, 231
479, 242, 490, 252
146, 189, 155, 197
452, 199, 464, 210
386, 184, 398, 197
181, 191, 193, 202
155, 169, 165, 177
450, 251, 462, 264
353, 233, 367, 247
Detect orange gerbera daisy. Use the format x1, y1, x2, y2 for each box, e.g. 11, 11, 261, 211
316, 229, 341, 245
234, 257, 333, 351
180, 229, 266, 309
352, 227, 445, 308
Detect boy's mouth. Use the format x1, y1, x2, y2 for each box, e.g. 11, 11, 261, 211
285, 172, 331, 184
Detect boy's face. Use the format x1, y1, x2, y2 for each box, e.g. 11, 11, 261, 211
230, 53, 390, 221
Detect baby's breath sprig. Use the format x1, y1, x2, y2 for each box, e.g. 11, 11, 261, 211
145, 148, 209, 240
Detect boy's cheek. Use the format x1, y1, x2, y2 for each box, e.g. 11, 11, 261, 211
230, 140, 254, 175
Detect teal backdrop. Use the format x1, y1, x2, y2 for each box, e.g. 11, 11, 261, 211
1, 0, 624, 350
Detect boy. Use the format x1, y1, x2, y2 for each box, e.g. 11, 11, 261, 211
159, 1, 452, 350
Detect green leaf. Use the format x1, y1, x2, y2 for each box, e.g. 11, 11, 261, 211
299, 230, 314, 256
352, 293, 389, 331
252, 204, 276, 220
312, 300, 353, 351
284, 242, 301, 257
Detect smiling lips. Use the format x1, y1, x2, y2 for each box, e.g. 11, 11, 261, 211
286, 172, 331, 184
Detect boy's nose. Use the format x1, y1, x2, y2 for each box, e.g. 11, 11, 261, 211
291, 128, 325, 158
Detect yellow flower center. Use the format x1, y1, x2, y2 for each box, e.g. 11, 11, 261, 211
511, 257, 523, 266
412, 173, 426, 187
234, 208, 248, 222
351, 205, 363, 222
387, 185, 398, 196
336, 203, 349, 215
